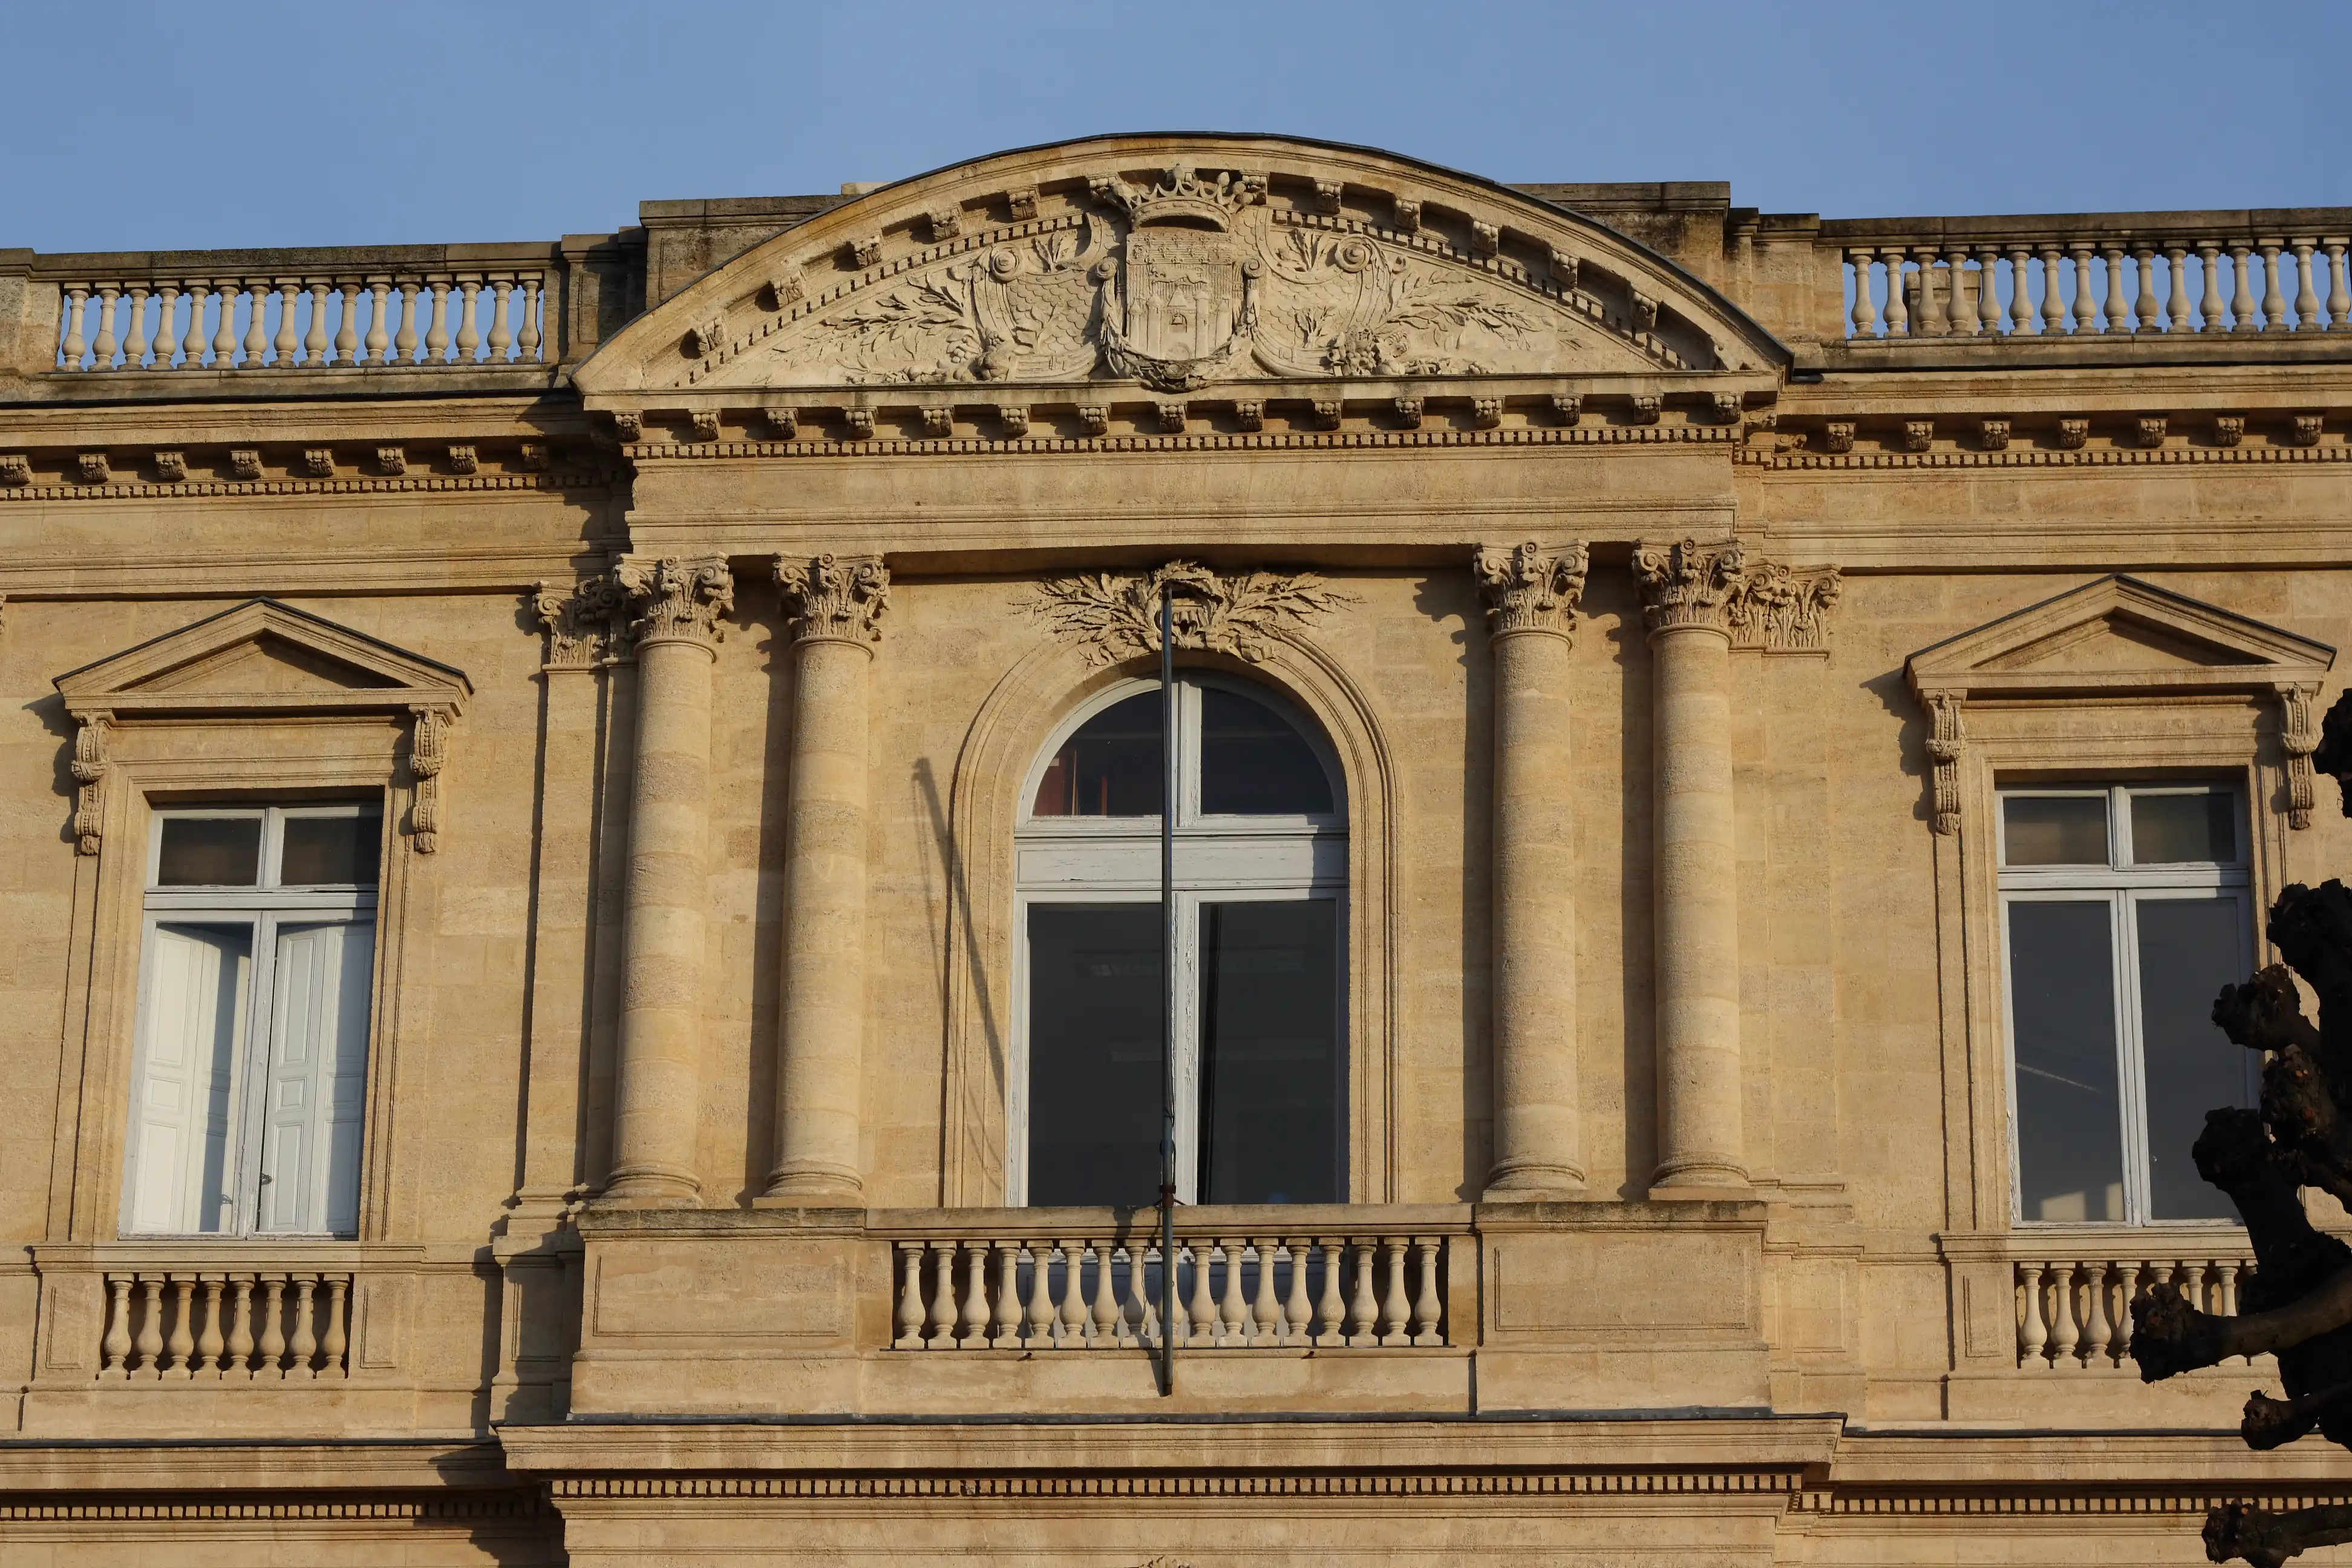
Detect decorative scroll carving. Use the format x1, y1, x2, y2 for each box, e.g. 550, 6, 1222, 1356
1926, 692, 1966, 837
774, 553, 890, 646
616, 555, 734, 648
1475, 541, 1589, 638
376, 446, 407, 476
2056, 417, 2089, 449
299, 448, 334, 478
153, 451, 186, 483
1633, 538, 1749, 634
1978, 419, 2010, 451
446, 445, 479, 475
1726, 561, 1842, 653
76, 453, 108, 484
533, 573, 632, 669
2281, 682, 2322, 831
2215, 414, 2246, 448
2290, 413, 2324, 446
713, 162, 1694, 391
70, 711, 109, 855
1023, 560, 1356, 666
408, 707, 449, 854
229, 449, 262, 480
0, 455, 29, 486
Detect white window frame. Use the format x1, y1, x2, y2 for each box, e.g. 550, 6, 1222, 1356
1998, 783, 2258, 1227
121, 802, 383, 1239
1009, 674, 1348, 1206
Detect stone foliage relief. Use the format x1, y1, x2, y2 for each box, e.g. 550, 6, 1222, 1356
703, 165, 1693, 391
1022, 560, 1356, 665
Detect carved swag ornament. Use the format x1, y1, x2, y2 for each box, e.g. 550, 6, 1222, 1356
775, 553, 890, 645
713, 163, 1698, 391
1024, 561, 1355, 666
1475, 541, 1590, 638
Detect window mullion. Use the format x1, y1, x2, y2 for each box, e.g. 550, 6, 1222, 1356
2114, 890, 2154, 1225
234, 910, 280, 1237
1174, 891, 1201, 1206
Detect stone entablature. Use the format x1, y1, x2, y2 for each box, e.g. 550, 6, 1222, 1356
4, 131, 2352, 1566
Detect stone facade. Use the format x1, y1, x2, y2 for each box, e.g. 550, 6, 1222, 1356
2, 133, 2351, 1564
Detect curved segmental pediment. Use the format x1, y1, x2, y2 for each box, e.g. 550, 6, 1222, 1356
574, 134, 1788, 399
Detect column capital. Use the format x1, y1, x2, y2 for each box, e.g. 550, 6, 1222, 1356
1633, 537, 1748, 635
532, 570, 632, 668
1475, 540, 1589, 639
775, 552, 890, 648
616, 554, 734, 648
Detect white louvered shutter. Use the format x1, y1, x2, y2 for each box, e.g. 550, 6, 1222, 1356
258, 921, 374, 1234
125, 924, 249, 1233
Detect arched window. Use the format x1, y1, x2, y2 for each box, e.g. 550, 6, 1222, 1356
1014, 675, 1346, 1207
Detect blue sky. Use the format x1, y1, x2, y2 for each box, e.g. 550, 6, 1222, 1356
4, 1, 2344, 254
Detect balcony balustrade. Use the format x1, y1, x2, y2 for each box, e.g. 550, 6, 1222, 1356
96, 1266, 353, 1380
2012, 1250, 2264, 1372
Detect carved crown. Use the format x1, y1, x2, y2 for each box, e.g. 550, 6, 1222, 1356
1088, 163, 1266, 231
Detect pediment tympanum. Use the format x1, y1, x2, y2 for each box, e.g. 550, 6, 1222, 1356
573, 134, 1788, 400
1905, 575, 2336, 833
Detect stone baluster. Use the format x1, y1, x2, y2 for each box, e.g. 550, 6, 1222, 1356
519, 278, 543, 361
1378, 1240, 1412, 1347
1635, 539, 1749, 1198
1124, 1246, 1155, 1347
2114, 1263, 2143, 1362
1477, 542, 1590, 1200
122, 285, 152, 367
2006, 246, 2037, 334
180, 282, 211, 368
488, 279, 515, 362
423, 279, 451, 362
2017, 1263, 2048, 1366
912, 1240, 947, 1348
238, 282, 266, 367
2229, 242, 2258, 332
2101, 244, 2132, 333
607, 556, 734, 1203
92, 284, 122, 368
893, 1246, 924, 1348
1922, 245, 1953, 334
256, 1277, 287, 1377
1282, 1244, 1313, 1345
2259, 241, 2287, 330
100, 1277, 133, 1377
194, 1277, 226, 1376
2037, 245, 2067, 335
2131, 246, 2158, 333
1210, 1240, 1243, 1345
2292, 241, 2322, 330
132, 1276, 165, 1374
273, 282, 300, 364
224, 1277, 255, 1376
1945, 244, 1976, 334
1411, 1239, 1445, 1346
333, 282, 361, 366
2163, 246, 2190, 332
1165, 1244, 1190, 1348
1249, 1240, 1281, 1342
1880, 246, 1909, 336
1315, 1240, 1346, 1347
1976, 246, 2003, 334
2197, 242, 2227, 331
962, 1241, 993, 1346
1024, 1243, 1055, 1345
1186, 1241, 1217, 1348
2326, 241, 2351, 329
456, 278, 482, 362
393, 281, 420, 362
303, 282, 329, 365
160, 1278, 195, 1378
287, 1278, 319, 1379
59, 284, 88, 368
2065, 243, 2098, 332
763, 554, 888, 1201
2045, 1262, 2080, 1368
149, 284, 179, 369
1345, 1240, 1379, 1347
990, 1242, 1022, 1347
319, 1278, 348, 1377
367, 281, 394, 364
2079, 1261, 2114, 1368
1848, 249, 1879, 338
1057, 1241, 1090, 1347
1089, 1243, 1121, 1345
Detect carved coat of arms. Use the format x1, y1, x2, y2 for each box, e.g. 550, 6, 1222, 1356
1088, 165, 1264, 390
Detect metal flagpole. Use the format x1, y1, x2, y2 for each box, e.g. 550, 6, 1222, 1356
1157, 584, 1178, 1397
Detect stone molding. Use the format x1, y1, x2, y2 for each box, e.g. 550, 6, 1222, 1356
615, 421, 1739, 459
774, 552, 890, 647
546, 1469, 1803, 1500
1023, 560, 1356, 666
533, 572, 633, 670
615, 555, 734, 649
1475, 541, 1589, 639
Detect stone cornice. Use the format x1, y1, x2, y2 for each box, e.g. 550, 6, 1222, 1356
621, 423, 1742, 459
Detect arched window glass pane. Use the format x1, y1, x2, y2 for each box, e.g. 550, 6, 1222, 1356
1031, 693, 1162, 817
1025, 903, 1163, 1205
1198, 688, 1332, 815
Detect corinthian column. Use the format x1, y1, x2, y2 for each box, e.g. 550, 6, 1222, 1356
1477, 541, 1590, 1200
1633, 537, 1749, 1199
763, 552, 889, 1202
604, 555, 733, 1204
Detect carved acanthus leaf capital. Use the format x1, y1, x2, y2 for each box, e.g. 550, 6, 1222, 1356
774, 553, 890, 646
1475, 541, 1590, 638
1726, 560, 1842, 653
615, 555, 734, 648
534, 571, 633, 668
1023, 560, 1356, 667
1633, 537, 1749, 635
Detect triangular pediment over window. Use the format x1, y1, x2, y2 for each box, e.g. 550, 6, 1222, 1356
1906, 575, 2333, 704
54, 599, 471, 721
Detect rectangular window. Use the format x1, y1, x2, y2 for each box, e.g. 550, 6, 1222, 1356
1999, 785, 2255, 1224
122, 804, 381, 1238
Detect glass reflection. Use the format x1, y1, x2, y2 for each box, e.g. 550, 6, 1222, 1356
156, 817, 263, 887
2137, 897, 2252, 1219
2004, 796, 2109, 867
2131, 792, 2236, 865
2008, 900, 2126, 1222
1031, 694, 1162, 817
1198, 900, 1340, 1204
1200, 688, 1333, 815
280, 814, 382, 886
1025, 904, 1162, 1206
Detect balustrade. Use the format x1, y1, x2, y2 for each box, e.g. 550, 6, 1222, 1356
2013, 1253, 2256, 1371
94, 1268, 353, 1380
1841, 227, 2351, 341
888, 1230, 1447, 1351
52, 269, 546, 371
